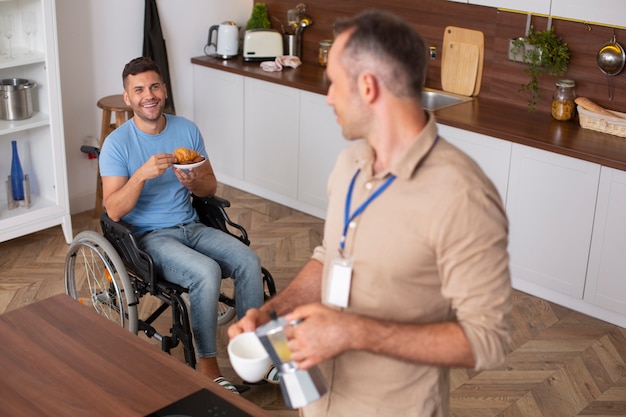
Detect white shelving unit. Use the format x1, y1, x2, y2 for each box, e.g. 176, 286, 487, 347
0, 0, 71, 244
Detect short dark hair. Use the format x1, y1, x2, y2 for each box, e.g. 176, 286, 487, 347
333, 10, 427, 101
122, 57, 163, 89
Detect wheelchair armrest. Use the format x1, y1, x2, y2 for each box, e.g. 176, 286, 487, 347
192, 195, 250, 246
99, 213, 157, 295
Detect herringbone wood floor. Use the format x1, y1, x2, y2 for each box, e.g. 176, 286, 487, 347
1, 183, 625, 416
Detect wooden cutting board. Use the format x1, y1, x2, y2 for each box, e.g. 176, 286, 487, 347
441, 26, 484, 96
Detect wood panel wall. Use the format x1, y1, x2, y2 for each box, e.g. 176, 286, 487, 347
260, 0, 626, 113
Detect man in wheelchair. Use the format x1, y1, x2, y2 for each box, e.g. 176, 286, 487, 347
98, 57, 264, 393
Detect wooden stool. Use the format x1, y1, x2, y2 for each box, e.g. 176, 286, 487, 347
94, 95, 133, 218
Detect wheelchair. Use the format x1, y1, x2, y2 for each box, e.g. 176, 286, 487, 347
64, 195, 276, 369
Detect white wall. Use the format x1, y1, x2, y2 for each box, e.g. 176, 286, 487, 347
55, 0, 252, 215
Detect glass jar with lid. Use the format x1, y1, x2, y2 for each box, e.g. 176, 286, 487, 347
318, 40, 333, 67
551, 79, 576, 121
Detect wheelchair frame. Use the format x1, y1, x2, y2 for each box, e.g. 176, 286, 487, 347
64, 195, 276, 369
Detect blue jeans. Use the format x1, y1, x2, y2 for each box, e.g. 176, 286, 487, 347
136, 221, 263, 358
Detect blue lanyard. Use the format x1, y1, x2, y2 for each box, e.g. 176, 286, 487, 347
339, 135, 440, 254
340, 169, 396, 253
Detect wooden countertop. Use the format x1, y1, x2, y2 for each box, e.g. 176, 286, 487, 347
192, 55, 626, 172
0, 294, 272, 417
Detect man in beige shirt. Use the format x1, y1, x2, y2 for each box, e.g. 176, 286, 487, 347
229, 10, 512, 416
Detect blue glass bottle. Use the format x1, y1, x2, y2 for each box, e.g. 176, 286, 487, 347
10, 140, 24, 201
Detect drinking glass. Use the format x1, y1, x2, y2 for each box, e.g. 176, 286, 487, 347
22, 11, 36, 54
1, 15, 15, 58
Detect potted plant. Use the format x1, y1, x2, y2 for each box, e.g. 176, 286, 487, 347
246, 3, 272, 30
510, 27, 570, 111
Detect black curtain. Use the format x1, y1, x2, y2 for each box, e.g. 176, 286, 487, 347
143, 0, 175, 114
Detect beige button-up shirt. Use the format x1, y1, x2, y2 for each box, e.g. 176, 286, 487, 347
305, 114, 512, 417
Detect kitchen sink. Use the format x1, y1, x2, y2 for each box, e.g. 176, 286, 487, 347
422, 88, 472, 111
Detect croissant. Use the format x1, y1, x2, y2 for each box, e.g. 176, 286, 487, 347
173, 147, 202, 164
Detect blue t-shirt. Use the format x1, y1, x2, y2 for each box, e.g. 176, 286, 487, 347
99, 114, 207, 232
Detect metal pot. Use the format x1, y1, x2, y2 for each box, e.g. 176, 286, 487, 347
0, 78, 36, 120
597, 34, 625, 100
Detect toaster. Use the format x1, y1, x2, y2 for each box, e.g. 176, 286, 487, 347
243, 29, 284, 61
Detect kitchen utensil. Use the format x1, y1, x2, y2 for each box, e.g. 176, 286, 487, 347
597, 33, 625, 101
0, 78, 36, 120
442, 42, 479, 96
287, 9, 299, 34
256, 315, 327, 409
208, 21, 239, 59
441, 26, 484, 96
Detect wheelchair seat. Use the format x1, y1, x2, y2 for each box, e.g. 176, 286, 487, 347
65, 195, 276, 370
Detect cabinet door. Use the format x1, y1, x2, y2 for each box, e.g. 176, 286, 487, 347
298, 91, 347, 215
551, 0, 625, 28
192, 66, 244, 181
506, 143, 600, 298
244, 78, 299, 199
438, 124, 512, 205
584, 167, 626, 315
469, 0, 551, 15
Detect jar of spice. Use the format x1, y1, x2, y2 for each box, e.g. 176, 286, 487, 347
318, 39, 333, 67
551, 79, 576, 121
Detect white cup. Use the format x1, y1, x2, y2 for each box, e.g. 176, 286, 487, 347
228, 331, 272, 383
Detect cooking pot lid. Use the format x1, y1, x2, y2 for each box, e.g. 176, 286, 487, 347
0, 78, 36, 90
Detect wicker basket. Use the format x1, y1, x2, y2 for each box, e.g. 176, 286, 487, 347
577, 105, 626, 138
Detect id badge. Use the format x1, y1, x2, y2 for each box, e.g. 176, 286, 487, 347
326, 254, 353, 308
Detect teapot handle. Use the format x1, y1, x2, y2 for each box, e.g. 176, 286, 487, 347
207, 25, 219, 47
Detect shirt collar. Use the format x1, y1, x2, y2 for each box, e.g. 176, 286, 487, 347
353, 112, 440, 181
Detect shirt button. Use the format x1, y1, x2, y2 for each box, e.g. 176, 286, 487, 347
365, 182, 373, 190
349, 221, 357, 229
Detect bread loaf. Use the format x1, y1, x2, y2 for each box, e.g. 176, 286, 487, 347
574, 97, 625, 119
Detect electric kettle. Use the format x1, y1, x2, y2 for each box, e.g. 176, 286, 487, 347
208, 21, 239, 59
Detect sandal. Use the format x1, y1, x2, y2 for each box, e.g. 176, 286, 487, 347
264, 366, 280, 384
213, 376, 240, 394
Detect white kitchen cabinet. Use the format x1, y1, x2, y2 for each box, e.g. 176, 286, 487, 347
191, 66, 343, 218
437, 124, 512, 205
584, 166, 626, 316
449, 0, 551, 15
244, 77, 300, 199
0, 0, 71, 244
506, 143, 600, 299
449, 0, 623, 27
550, 0, 626, 29
298, 91, 346, 213
192, 66, 244, 182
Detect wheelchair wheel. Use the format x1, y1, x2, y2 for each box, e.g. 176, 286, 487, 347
65, 231, 138, 334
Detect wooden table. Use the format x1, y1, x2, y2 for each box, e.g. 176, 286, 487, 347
0, 294, 272, 417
